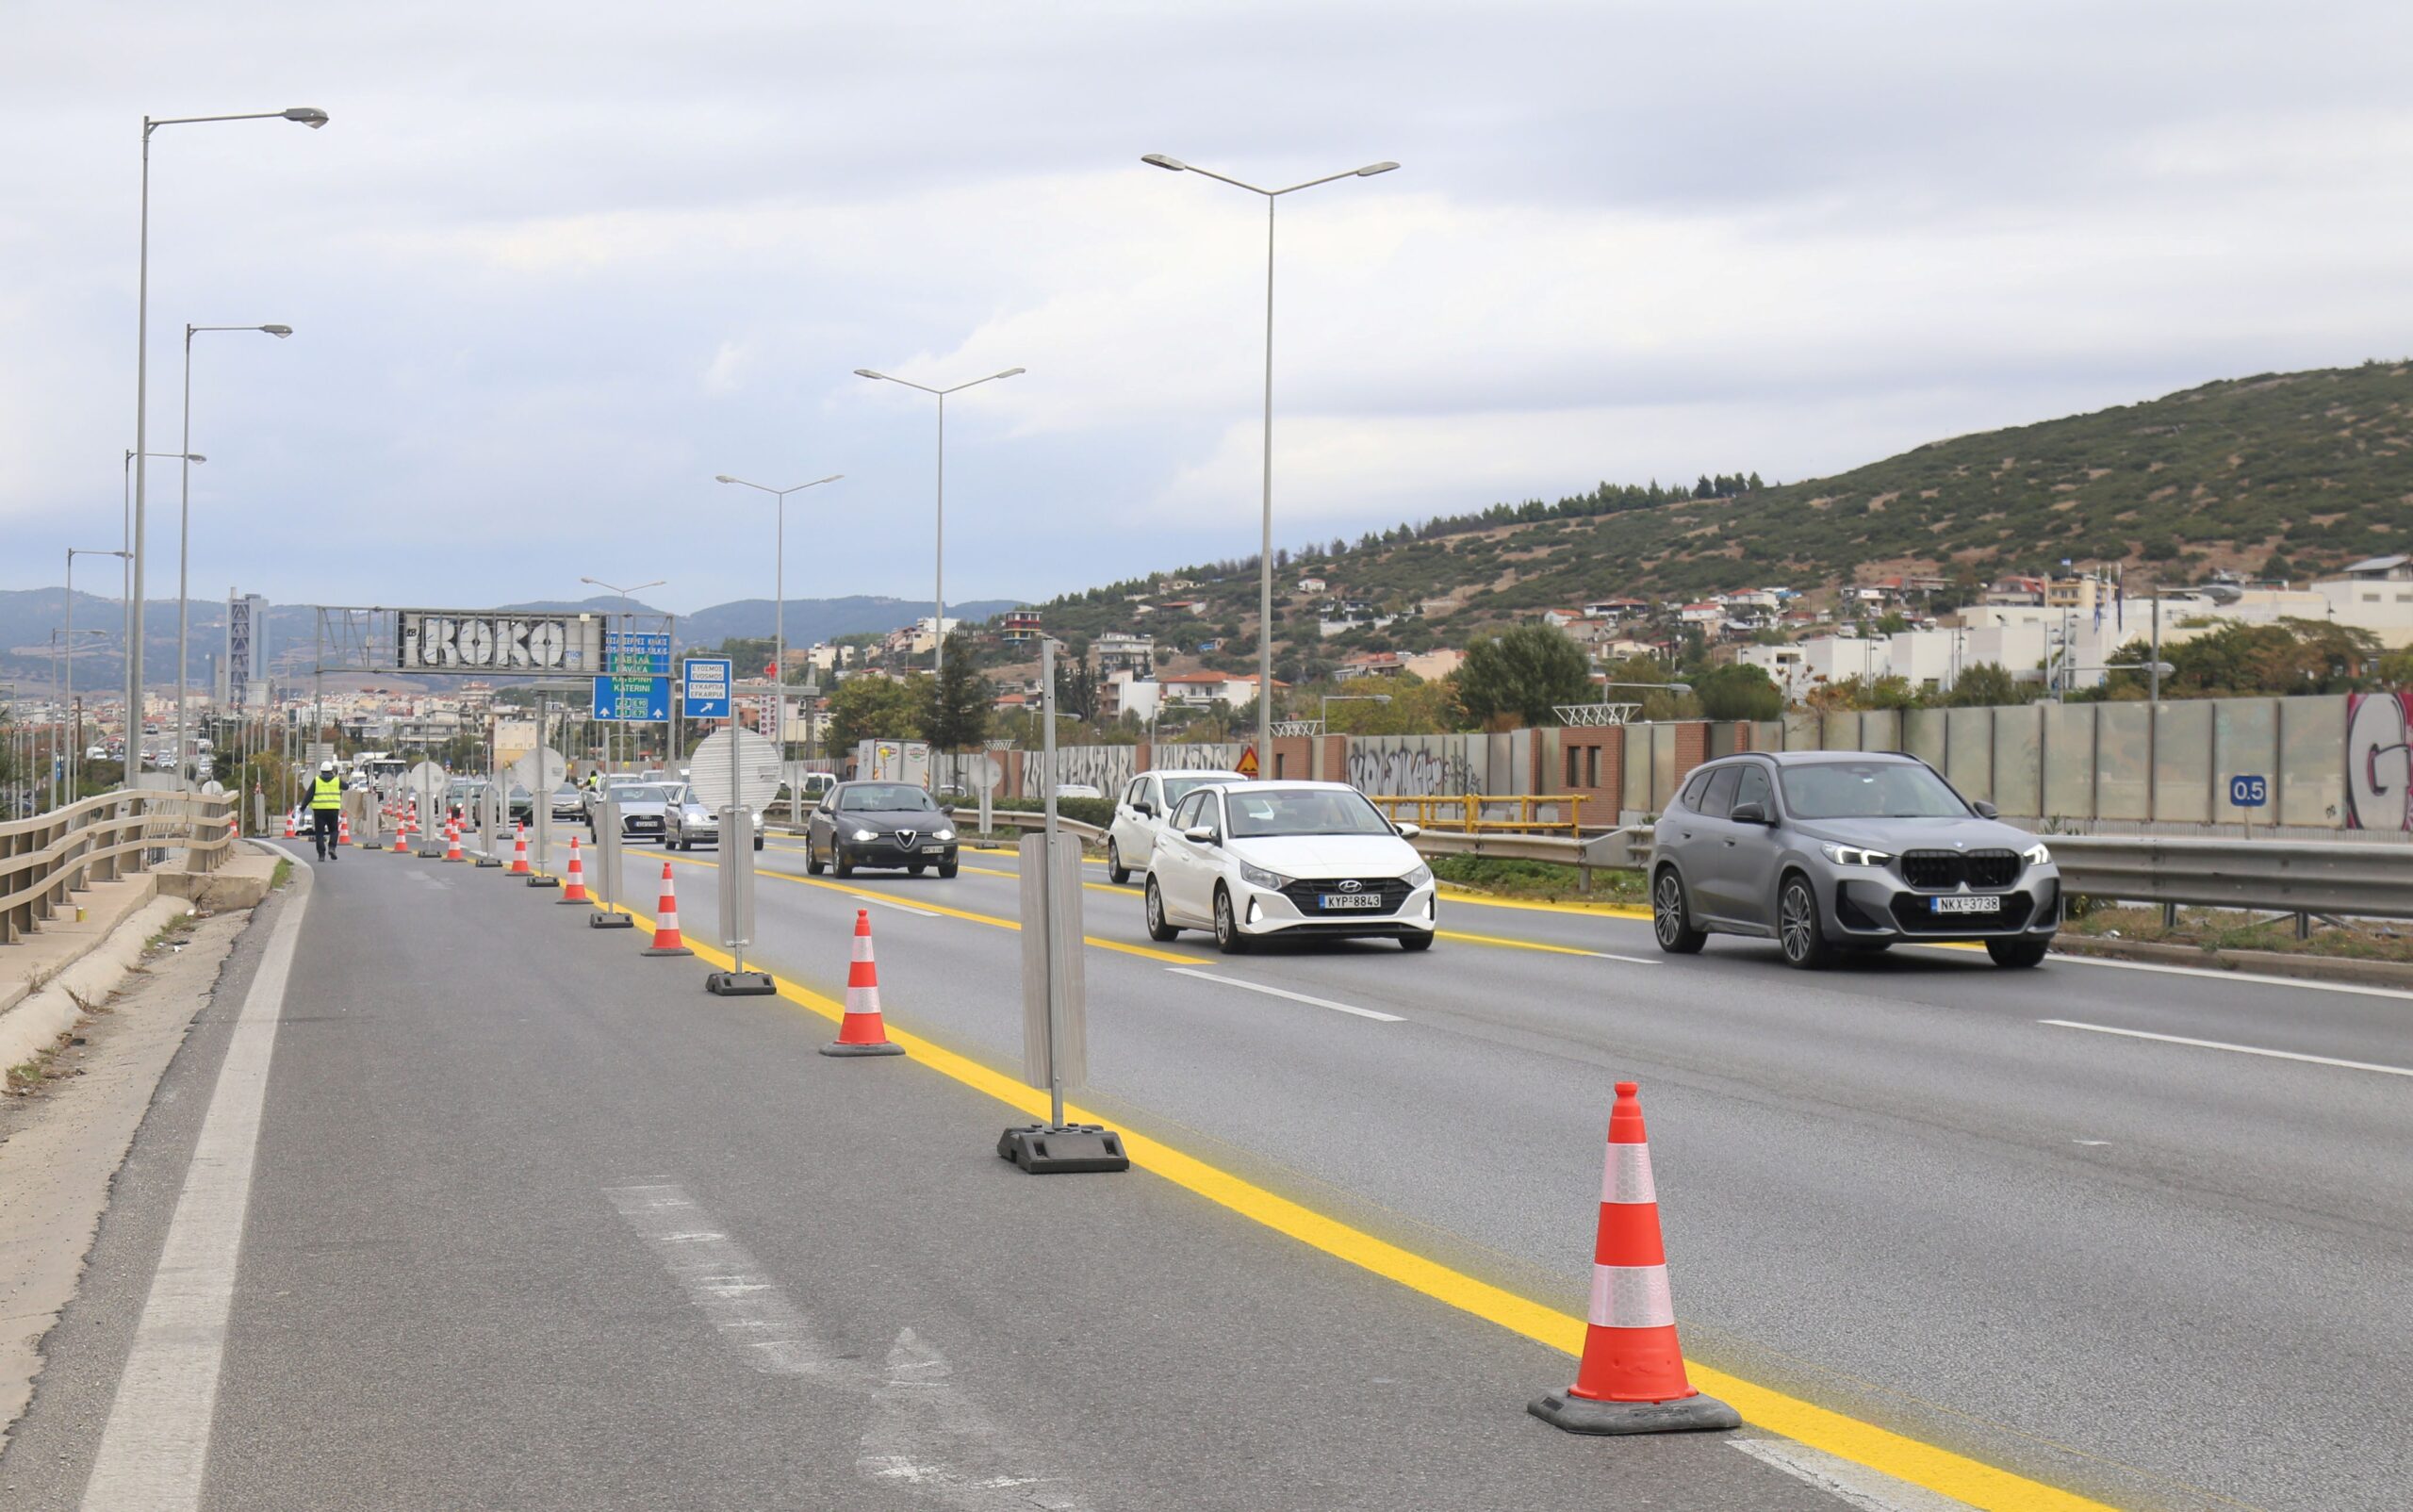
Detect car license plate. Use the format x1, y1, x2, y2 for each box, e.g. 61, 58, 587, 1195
1320, 894, 1384, 910
1931, 895, 2001, 914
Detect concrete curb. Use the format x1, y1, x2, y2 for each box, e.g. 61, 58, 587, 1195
2050, 932, 2413, 990
0, 896, 192, 1076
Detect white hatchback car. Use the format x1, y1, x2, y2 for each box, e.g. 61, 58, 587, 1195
1142, 781, 1433, 953
1105, 768, 1250, 882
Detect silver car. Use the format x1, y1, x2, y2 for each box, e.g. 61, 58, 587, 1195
663, 784, 767, 851
1649, 751, 2061, 969
591, 782, 676, 843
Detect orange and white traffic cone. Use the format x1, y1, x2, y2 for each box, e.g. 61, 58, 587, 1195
284, 810, 297, 839
1529, 1082, 1739, 1435
392, 814, 412, 853
508, 824, 532, 876
643, 861, 692, 956
821, 910, 906, 1056
557, 834, 590, 901
339, 813, 352, 846
444, 821, 466, 863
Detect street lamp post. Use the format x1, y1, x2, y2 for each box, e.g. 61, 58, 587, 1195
853, 367, 1025, 679
714, 473, 842, 761
1141, 151, 1399, 764
580, 576, 665, 774
126, 105, 325, 784
176, 322, 290, 788
67, 548, 130, 802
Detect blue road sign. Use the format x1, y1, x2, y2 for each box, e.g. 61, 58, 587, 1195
682, 657, 732, 719
602, 631, 671, 676
2229, 774, 2269, 807
592, 674, 671, 721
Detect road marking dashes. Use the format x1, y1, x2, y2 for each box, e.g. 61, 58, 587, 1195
1165, 966, 1404, 1022
2040, 1019, 2413, 1078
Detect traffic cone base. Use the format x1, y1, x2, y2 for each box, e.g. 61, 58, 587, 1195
821, 909, 903, 1055
1530, 1081, 1737, 1437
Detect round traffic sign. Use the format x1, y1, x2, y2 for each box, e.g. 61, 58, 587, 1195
689, 727, 782, 813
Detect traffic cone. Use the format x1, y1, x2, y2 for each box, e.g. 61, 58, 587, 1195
821, 910, 905, 1057
508, 824, 532, 876
284, 810, 297, 839
557, 834, 590, 901
339, 813, 352, 846
1529, 1082, 1739, 1436
444, 821, 466, 863
643, 862, 692, 956
392, 814, 412, 852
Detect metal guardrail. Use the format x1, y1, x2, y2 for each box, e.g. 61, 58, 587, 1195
981, 811, 1106, 844
1366, 793, 1585, 836
0, 788, 238, 945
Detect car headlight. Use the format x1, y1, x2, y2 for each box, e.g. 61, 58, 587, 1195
2021, 842, 2051, 865
1818, 842, 1893, 867
1238, 861, 1291, 890
1404, 863, 1434, 888
931, 829, 955, 842
851, 828, 878, 843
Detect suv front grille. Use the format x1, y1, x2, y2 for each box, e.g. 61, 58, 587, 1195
1888, 890, 2037, 933
1278, 878, 1411, 916
1898, 849, 2020, 890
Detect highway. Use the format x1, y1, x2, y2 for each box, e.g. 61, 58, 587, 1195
5, 832, 2406, 1509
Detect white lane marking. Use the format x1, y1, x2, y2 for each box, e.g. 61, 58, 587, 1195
2041, 1019, 2413, 1079
851, 893, 941, 918
1904, 942, 2413, 1001
79, 857, 313, 1511
603, 1183, 844, 1378
1730, 1438, 1971, 1512
860, 1326, 1093, 1512
1165, 966, 1403, 1022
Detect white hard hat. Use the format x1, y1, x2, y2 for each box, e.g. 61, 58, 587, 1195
320, 758, 337, 773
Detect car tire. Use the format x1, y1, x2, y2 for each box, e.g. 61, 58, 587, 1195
1144, 877, 1179, 941
1777, 874, 1833, 970
1986, 938, 2049, 969
807, 840, 826, 876
937, 859, 959, 879
1212, 886, 1252, 955
1652, 867, 1708, 955
1108, 840, 1131, 885
834, 850, 854, 879
1400, 930, 1434, 952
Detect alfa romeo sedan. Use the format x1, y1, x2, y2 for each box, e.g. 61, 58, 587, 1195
1143, 781, 1433, 953
805, 781, 960, 879
1649, 751, 2060, 968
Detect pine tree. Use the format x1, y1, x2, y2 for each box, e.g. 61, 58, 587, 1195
923, 630, 991, 750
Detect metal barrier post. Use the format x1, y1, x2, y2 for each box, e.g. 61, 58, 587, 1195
703, 805, 769, 992
588, 797, 631, 926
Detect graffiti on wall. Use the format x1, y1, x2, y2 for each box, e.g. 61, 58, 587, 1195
1347, 736, 1478, 797
1151, 742, 1244, 774
1023, 744, 1138, 797
2346, 693, 2413, 830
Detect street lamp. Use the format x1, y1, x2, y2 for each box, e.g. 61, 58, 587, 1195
66, 547, 130, 801
1141, 150, 1399, 763
580, 576, 665, 772
175, 322, 291, 788
120, 451, 203, 761
714, 472, 842, 756
126, 106, 326, 784
853, 366, 1025, 678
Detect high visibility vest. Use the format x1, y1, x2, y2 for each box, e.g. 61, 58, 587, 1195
310, 775, 344, 810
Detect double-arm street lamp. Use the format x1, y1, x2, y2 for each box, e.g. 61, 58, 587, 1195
175, 322, 291, 787
581, 576, 665, 771
127, 105, 326, 774
1140, 151, 1398, 762
853, 366, 1025, 678
714, 473, 842, 750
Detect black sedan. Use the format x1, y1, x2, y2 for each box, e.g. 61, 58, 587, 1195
805, 781, 959, 879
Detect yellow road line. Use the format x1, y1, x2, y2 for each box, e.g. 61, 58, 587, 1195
1436, 884, 1653, 921
570, 886, 2114, 1512
1435, 929, 1628, 958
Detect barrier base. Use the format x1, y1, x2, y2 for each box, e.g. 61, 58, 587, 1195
996, 1124, 1129, 1174
1526, 1389, 1740, 1436
527, 876, 561, 889
587, 912, 634, 929
643, 944, 694, 957
416, 846, 447, 859
475, 856, 502, 868
820, 1038, 905, 1058
706, 970, 778, 996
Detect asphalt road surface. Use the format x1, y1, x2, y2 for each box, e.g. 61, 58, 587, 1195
7, 831, 2406, 1510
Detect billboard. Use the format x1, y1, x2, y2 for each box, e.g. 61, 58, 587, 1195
395, 611, 605, 674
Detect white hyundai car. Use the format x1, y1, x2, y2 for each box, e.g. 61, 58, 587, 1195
1105, 768, 1249, 882
1142, 781, 1434, 953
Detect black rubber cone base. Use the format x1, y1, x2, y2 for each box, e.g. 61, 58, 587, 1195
643, 944, 693, 957
527, 876, 561, 890
706, 970, 777, 995
997, 1124, 1130, 1174
1527, 1389, 1740, 1436
416, 846, 446, 859
475, 856, 502, 868
587, 912, 634, 929
556, 894, 593, 905
820, 1039, 906, 1057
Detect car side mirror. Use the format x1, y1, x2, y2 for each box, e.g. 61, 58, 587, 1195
1136, 801, 1155, 818
1729, 801, 1771, 826
1973, 800, 1999, 819
939, 802, 955, 816
1183, 824, 1218, 845
1394, 821, 1421, 839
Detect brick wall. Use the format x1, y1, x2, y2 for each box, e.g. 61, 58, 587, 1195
1673, 722, 1710, 785
1552, 727, 1625, 823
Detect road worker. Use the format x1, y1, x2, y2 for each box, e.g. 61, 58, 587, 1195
306, 758, 344, 861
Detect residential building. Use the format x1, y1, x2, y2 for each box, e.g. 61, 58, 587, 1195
1296, 577, 1328, 594
1000, 610, 1044, 643
1155, 672, 1285, 709
1092, 633, 1156, 679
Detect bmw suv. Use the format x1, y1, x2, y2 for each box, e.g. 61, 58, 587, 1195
1649, 751, 2060, 968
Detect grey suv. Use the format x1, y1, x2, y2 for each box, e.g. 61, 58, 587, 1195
1649, 751, 2060, 968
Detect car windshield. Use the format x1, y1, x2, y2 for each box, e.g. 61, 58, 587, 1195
842, 783, 938, 813
611, 785, 672, 804
1226, 788, 1395, 838
1779, 761, 1969, 819
1162, 774, 1240, 804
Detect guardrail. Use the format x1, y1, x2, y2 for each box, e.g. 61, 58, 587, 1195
1366, 793, 1585, 835
979, 810, 1106, 844
0, 788, 238, 945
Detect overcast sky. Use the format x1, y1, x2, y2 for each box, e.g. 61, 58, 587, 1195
4, 0, 2407, 617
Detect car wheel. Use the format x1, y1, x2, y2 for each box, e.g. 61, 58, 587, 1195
834, 849, 854, 879
1986, 938, 2049, 969
1399, 930, 1434, 952
1144, 877, 1180, 941
937, 859, 959, 879
1778, 874, 1832, 969
1212, 886, 1252, 955
1107, 840, 1128, 885
807, 838, 826, 876
1652, 867, 1707, 955
753, 836, 764, 851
